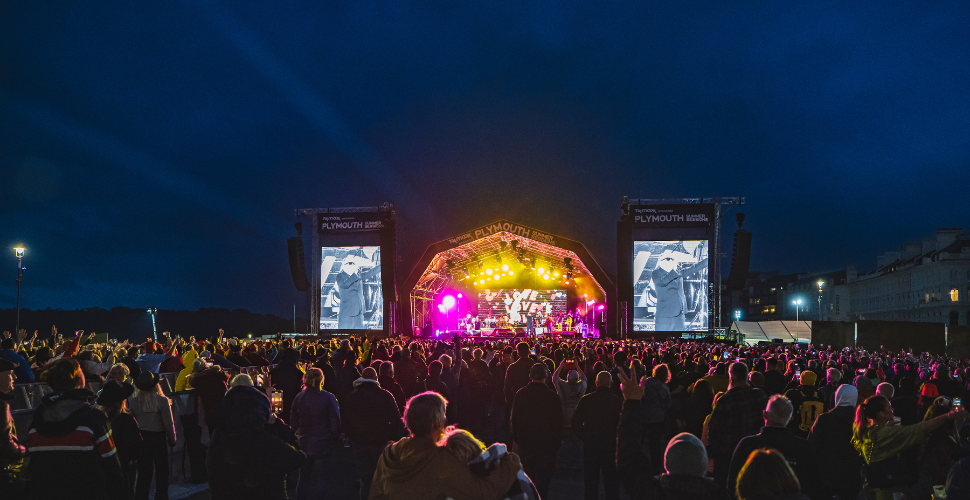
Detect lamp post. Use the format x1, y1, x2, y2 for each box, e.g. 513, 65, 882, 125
14, 247, 25, 336
734, 310, 741, 322
816, 280, 825, 321
792, 298, 803, 322
147, 307, 158, 341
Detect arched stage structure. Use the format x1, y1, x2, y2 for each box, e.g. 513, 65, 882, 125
402, 220, 616, 339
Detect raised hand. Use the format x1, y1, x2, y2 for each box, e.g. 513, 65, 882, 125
615, 363, 646, 401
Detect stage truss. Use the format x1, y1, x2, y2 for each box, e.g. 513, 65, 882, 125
410, 231, 606, 333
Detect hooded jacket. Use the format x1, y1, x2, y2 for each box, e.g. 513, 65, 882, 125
370, 435, 521, 500
174, 349, 199, 392
808, 385, 862, 496
341, 379, 406, 446
26, 389, 126, 500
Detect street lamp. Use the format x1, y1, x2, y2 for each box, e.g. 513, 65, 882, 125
14, 247, 25, 336
792, 298, 803, 322
147, 307, 158, 341
816, 280, 825, 321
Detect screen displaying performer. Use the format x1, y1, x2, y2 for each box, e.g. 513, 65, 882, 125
477, 289, 566, 327
633, 240, 709, 332
320, 246, 383, 330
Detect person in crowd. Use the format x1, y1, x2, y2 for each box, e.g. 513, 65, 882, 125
187, 360, 229, 435
852, 394, 966, 500
173, 346, 199, 391
875, 382, 894, 401
784, 371, 825, 439
552, 358, 586, 434
1, 358, 25, 498
727, 395, 821, 499
224, 340, 252, 368
902, 397, 970, 500
615, 368, 729, 499
808, 384, 862, 500
0, 338, 33, 384
735, 448, 809, 500
313, 349, 340, 395
208, 376, 306, 499
107, 362, 131, 386
270, 347, 306, 423
504, 342, 535, 406
129, 371, 177, 500
338, 357, 362, 401
675, 379, 714, 438
96, 380, 142, 498
763, 358, 788, 396
706, 361, 768, 486
817, 367, 842, 410
370, 391, 522, 499
392, 346, 422, 398
748, 370, 766, 390
377, 361, 407, 413
890, 376, 920, 426
290, 367, 342, 500
642, 363, 673, 475
853, 375, 875, 406
441, 427, 539, 500
25, 358, 126, 500
425, 360, 451, 404
511, 362, 563, 499
571, 371, 622, 500
947, 455, 970, 497
341, 366, 406, 498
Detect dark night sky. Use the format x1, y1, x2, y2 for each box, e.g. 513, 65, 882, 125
2, 2, 969, 316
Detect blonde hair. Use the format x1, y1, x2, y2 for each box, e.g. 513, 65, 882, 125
230, 374, 254, 387
132, 384, 165, 414
440, 427, 486, 464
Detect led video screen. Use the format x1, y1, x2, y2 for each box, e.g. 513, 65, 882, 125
320, 246, 382, 330
633, 240, 709, 332
476, 289, 567, 326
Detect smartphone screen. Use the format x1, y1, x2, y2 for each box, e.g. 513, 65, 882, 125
737, 357, 743, 363
530, 349, 536, 355
723, 352, 730, 359
955, 398, 962, 409
795, 370, 801, 378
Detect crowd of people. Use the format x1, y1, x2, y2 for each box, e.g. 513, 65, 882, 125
2, 326, 970, 499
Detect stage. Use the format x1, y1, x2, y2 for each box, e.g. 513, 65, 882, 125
440, 329, 592, 340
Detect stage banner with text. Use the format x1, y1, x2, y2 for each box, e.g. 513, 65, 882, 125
631, 204, 714, 228
317, 212, 386, 232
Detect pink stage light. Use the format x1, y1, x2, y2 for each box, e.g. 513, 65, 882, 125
457, 293, 463, 299
442, 295, 456, 309
597, 305, 605, 311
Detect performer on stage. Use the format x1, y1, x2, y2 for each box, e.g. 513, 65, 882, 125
564, 312, 573, 332
652, 248, 708, 331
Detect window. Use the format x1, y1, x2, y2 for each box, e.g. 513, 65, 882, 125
951, 288, 960, 302
762, 305, 776, 315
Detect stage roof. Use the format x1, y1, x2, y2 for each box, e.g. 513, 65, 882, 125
729, 320, 813, 345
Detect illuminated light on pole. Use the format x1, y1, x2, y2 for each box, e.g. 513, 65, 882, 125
14, 247, 25, 336
816, 280, 825, 321
734, 310, 741, 321
792, 298, 803, 322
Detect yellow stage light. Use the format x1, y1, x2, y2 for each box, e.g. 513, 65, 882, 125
501, 264, 509, 272
494, 275, 501, 281
486, 268, 493, 275
553, 272, 559, 277
537, 267, 545, 274
543, 274, 550, 280
508, 270, 514, 276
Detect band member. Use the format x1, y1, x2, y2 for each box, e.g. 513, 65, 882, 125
564, 312, 574, 332
336, 255, 381, 329
652, 248, 708, 331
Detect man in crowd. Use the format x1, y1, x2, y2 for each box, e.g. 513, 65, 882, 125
511, 363, 563, 499
784, 370, 825, 439
763, 357, 787, 395
1, 358, 25, 498
0, 337, 33, 384
809, 384, 862, 500
342, 367, 407, 499
504, 342, 535, 406
571, 371, 622, 500
817, 367, 842, 410
728, 395, 821, 499
706, 361, 767, 486
377, 362, 407, 413
25, 359, 126, 500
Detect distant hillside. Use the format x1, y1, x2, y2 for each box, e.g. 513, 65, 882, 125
0, 307, 309, 342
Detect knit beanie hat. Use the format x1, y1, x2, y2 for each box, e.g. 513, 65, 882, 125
800, 370, 817, 386
665, 432, 708, 477
835, 384, 858, 407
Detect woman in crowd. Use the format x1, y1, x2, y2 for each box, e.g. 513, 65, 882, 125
735, 448, 808, 500
96, 380, 141, 499
676, 379, 714, 438
129, 371, 177, 500
852, 394, 967, 500
290, 367, 341, 500
106, 363, 131, 386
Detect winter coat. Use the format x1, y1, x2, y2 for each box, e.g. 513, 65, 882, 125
571, 386, 622, 458
188, 367, 229, 430
504, 357, 535, 406
269, 352, 305, 422
808, 405, 862, 496
26, 389, 126, 500
341, 380, 406, 446
378, 375, 407, 413
174, 349, 199, 391
642, 376, 672, 424
290, 387, 341, 457
511, 382, 563, 456
370, 435, 521, 500
728, 427, 822, 500
617, 399, 730, 500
